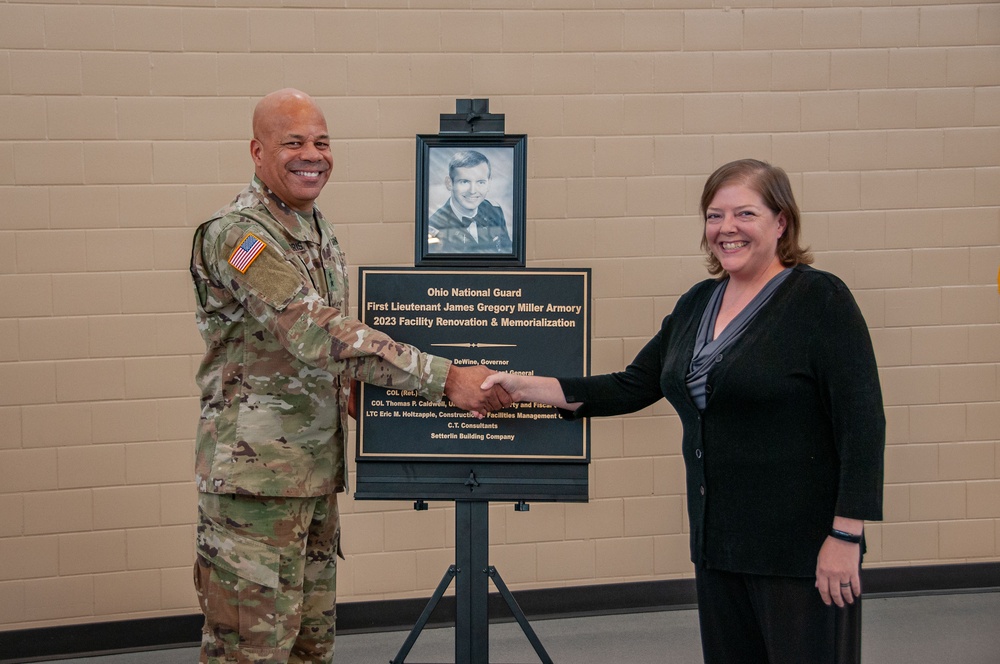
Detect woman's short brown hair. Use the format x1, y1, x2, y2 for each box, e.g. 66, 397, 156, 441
699, 159, 813, 277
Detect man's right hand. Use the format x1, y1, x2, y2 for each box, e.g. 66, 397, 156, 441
444, 365, 512, 417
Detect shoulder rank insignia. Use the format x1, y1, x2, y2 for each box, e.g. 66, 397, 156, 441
229, 232, 267, 273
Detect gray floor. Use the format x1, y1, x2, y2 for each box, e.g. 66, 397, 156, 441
31, 591, 1000, 663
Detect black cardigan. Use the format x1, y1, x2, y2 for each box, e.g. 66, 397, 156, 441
559, 265, 885, 577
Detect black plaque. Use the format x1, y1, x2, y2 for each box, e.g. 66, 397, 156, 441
355, 267, 590, 502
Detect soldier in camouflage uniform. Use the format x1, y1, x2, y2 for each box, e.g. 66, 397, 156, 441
190, 89, 509, 663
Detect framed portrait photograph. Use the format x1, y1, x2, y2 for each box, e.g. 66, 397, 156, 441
414, 134, 526, 267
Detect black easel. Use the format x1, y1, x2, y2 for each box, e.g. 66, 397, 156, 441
390, 499, 553, 664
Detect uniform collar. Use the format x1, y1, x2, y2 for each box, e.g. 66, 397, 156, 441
250, 175, 320, 241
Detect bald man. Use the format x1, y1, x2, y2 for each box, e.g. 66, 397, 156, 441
189, 89, 509, 663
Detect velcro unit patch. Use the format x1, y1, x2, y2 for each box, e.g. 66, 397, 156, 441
229, 232, 267, 273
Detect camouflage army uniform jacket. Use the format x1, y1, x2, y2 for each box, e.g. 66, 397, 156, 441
190, 177, 451, 497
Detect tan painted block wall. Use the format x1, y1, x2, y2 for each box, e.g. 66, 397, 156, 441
1, 0, 998, 631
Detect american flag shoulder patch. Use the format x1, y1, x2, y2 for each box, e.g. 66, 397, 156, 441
229, 232, 267, 273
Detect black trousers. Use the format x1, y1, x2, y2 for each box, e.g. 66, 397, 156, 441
695, 566, 861, 664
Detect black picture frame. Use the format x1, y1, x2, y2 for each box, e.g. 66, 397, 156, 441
415, 134, 527, 267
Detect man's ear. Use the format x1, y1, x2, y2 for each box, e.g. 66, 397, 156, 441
444, 176, 453, 192
250, 138, 263, 167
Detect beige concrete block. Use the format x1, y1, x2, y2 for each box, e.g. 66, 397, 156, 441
23, 488, 92, 535
44, 97, 116, 141
969, 325, 1000, 363
967, 481, 1000, 519
591, 417, 624, 459
10, 51, 82, 95
51, 273, 121, 317
181, 7, 249, 52
765, 133, 822, 174
467, 53, 534, 97
622, 256, 678, 299
881, 364, 940, 407
596, 536, 654, 578
151, 142, 218, 185
81, 52, 151, 96
23, 575, 93, 623
939, 519, 995, 559
116, 98, 185, 141
744, 9, 801, 50
0, 407, 21, 451
345, 54, 411, 96
216, 54, 285, 97
885, 209, 942, 249
944, 128, 1000, 169
940, 364, 997, 405
246, 8, 316, 52
410, 54, 472, 96
861, 8, 919, 48
860, 171, 920, 211
870, 327, 910, 367
974, 167, 1000, 207
882, 484, 909, 523
941, 443, 995, 483
49, 185, 119, 229
942, 208, 1000, 247
886, 129, 944, 169
0, 4, 45, 48
160, 482, 197, 527
126, 440, 192, 485
653, 455, 685, 495
595, 457, 655, 499
595, 218, 655, 258
909, 481, 967, 521
58, 444, 126, 490
565, 11, 622, 52
967, 402, 1000, 441
85, 229, 155, 272
182, 98, 252, 142
974, 87, 1000, 127
161, 565, 198, 611
623, 95, 683, 137
384, 509, 447, 552
351, 551, 417, 595
911, 326, 967, 365
942, 286, 999, 326
742, 93, 801, 133
566, 499, 623, 540
533, 138, 594, 179
596, 53, 655, 94
94, 570, 162, 616
502, 10, 563, 52
801, 92, 859, 132
684, 9, 742, 51
84, 142, 153, 186
120, 271, 191, 316
919, 168, 977, 209
91, 400, 157, 445
826, 211, 885, 250
803, 8, 861, 48
683, 93, 742, 135
58, 530, 127, 576
154, 313, 202, 357
859, 90, 916, 129
801, 172, 861, 214
437, 10, 502, 52
346, 139, 411, 183
3, 185, 49, 229
561, 96, 621, 137
93, 485, 162, 530
150, 53, 218, 96
341, 512, 385, 554
653, 533, 693, 575
127, 525, 193, 570
593, 296, 658, 339
565, 177, 627, 220
532, 54, 596, 95
624, 415, 679, 458
623, 495, 683, 537
624, 9, 683, 51
16, 230, 88, 274
18, 317, 89, 362
712, 52, 772, 93
888, 49, 948, 89
880, 521, 938, 562
911, 248, 969, 287
0, 360, 56, 406
413, 548, 456, 593
43, 5, 115, 50
772, 51, 830, 91
487, 543, 537, 586
1, 534, 59, 582
56, 358, 125, 403
885, 443, 939, 484
14, 142, 84, 186
916, 89, 975, 129
504, 503, 566, 545
88, 315, 159, 358
919, 6, 979, 47
537, 540, 595, 582
0, 493, 24, 538
907, 404, 966, 444
831, 50, 888, 90
654, 52, 713, 93
884, 406, 909, 446
114, 6, 183, 51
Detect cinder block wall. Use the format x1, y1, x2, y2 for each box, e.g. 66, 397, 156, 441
1, 0, 998, 631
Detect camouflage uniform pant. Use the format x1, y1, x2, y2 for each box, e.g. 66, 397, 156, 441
194, 492, 341, 664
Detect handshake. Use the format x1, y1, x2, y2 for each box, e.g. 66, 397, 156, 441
444, 365, 571, 418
